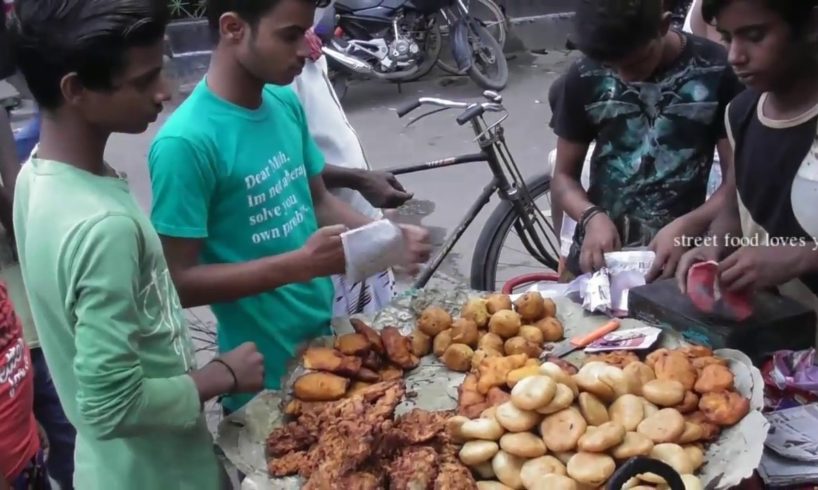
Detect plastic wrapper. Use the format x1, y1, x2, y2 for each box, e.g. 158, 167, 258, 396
216, 288, 767, 490
584, 326, 662, 353
762, 349, 818, 411
567, 250, 655, 316
341, 219, 406, 283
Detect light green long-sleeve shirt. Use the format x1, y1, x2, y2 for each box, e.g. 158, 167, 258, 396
13, 158, 221, 489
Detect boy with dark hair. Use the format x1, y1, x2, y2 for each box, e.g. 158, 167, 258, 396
677, 0, 818, 345
148, 0, 430, 414
11, 0, 265, 488
550, 0, 743, 281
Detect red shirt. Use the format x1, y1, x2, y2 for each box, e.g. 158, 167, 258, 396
0, 281, 39, 481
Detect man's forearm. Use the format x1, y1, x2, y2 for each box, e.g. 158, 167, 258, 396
172, 251, 310, 308
315, 190, 373, 230
552, 173, 596, 223
322, 164, 366, 190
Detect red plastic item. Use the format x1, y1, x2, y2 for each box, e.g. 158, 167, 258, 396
501, 273, 560, 294
686, 261, 752, 321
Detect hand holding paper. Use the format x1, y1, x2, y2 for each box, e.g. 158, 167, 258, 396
340, 220, 431, 283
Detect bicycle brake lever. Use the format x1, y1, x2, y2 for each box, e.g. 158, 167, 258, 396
405, 107, 452, 127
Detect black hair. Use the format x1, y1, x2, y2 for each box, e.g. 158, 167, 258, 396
571, 0, 666, 62
702, 0, 818, 37
12, 0, 169, 110
207, 0, 331, 37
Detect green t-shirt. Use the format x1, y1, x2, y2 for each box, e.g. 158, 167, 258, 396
149, 81, 333, 412
13, 158, 220, 490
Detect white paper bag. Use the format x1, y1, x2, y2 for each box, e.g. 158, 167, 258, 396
341, 220, 406, 283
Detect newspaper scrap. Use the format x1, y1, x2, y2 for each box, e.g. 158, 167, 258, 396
566, 250, 656, 316
759, 403, 818, 487
341, 219, 406, 283
584, 326, 662, 353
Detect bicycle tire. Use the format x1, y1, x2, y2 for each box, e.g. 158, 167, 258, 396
437, 0, 507, 75
470, 173, 559, 292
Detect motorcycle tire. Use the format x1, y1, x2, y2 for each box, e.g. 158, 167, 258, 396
466, 23, 508, 91
395, 19, 443, 83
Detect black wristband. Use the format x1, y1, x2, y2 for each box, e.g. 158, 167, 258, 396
579, 205, 604, 230
210, 358, 238, 395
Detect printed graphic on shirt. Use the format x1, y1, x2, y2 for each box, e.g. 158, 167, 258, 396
139, 267, 194, 371
0, 284, 29, 400
244, 151, 312, 246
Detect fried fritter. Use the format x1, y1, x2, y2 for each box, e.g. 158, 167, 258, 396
302, 347, 362, 377
389, 409, 451, 445
379, 363, 404, 381
673, 390, 700, 414
699, 391, 750, 426
585, 350, 640, 369
351, 318, 386, 355
694, 364, 735, 394
266, 421, 316, 457
686, 411, 722, 441
267, 450, 309, 477
476, 353, 528, 394
388, 445, 439, 490
335, 333, 371, 356
294, 372, 350, 402
382, 326, 420, 370
692, 355, 729, 373
654, 350, 698, 391
679, 345, 714, 359
434, 440, 478, 490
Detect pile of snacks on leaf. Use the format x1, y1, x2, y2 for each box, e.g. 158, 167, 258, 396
266, 380, 479, 489
413, 292, 565, 374
291, 319, 419, 402
450, 346, 751, 489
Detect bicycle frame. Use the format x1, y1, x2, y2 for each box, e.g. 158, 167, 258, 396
385, 112, 557, 290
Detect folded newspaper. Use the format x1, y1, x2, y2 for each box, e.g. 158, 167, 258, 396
759, 403, 818, 486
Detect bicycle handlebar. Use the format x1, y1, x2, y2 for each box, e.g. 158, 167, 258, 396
396, 91, 504, 125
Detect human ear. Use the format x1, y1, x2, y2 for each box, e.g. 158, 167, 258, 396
659, 11, 672, 36
219, 12, 247, 43
59, 73, 85, 107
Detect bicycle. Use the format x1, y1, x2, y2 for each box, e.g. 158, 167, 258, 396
391, 90, 560, 292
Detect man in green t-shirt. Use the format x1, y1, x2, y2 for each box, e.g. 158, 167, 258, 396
148, 0, 431, 412
11, 1, 265, 488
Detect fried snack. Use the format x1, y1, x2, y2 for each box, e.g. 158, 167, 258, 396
353, 368, 380, 383
506, 364, 541, 388
472, 348, 502, 372
511, 375, 557, 411
489, 310, 522, 339
574, 362, 617, 402
586, 350, 640, 369
361, 350, 382, 370
685, 411, 722, 441
486, 293, 513, 313
460, 441, 500, 465
335, 333, 371, 356
294, 372, 350, 402
654, 351, 697, 391
381, 326, 419, 370
504, 336, 542, 357
486, 387, 511, 407
541, 407, 587, 452
637, 408, 686, 444
495, 401, 542, 433
409, 329, 432, 357
492, 450, 526, 489
678, 422, 705, 444
451, 318, 480, 347
694, 364, 735, 394
673, 391, 700, 414
461, 417, 505, 441
567, 453, 616, 487
379, 364, 404, 381
609, 394, 645, 431
534, 317, 565, 342
303, 347, 363, 377
699, 391, 750, 426
684, 444, 705, 471
514, 291, 548, 322
476, 354, 528, 395
691, 355, 728, 373
417, 306, 453, 337
642, 379, 686, 407
458, 374, 486, 412
537, 383, 575, 415
650, 443, 695, 475
388, 445, 439, 490
500, 432, 547, 458
433, 330, 454, 358
347, 381, 375, 398
578, 421, 627, 453
611, 431, 654, 460
578, 392, 610, 426
518, 325, 545, 346
646, 348, 670, 370
520, 456, 567, 485
462, 298, 491, 329
541, 356, 579, 376
623, 362, 656, 396
351, 318, 385, 355
478, 332, 506, 354
539, 362, 579, 394
442, 344, 475, 372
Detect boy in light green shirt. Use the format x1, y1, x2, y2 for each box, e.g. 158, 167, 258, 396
11, 1, 265, 488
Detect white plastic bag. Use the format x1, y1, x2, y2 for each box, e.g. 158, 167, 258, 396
341, 220, 406, 283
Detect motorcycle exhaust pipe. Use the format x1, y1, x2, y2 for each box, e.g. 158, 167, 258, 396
322, 46, 419, 80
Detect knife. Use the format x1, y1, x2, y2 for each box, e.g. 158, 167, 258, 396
548, 319, 622, 358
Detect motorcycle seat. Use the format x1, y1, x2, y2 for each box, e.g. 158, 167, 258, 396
335, 0, 384, 11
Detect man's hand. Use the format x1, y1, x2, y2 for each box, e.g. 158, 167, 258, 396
646, 217, 693, 283
675, 245, 721, 293
217, 342, 265, 393
300, 225, 348, 279
398, 224, 432, 270
358, 171, 413, 209
580, 213, 621, 273
718, 245, 810, 293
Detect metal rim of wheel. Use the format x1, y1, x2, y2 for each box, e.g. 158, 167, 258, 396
437, 0, 507, 75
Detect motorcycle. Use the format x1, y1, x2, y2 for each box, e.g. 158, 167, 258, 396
315, 0, 509, 98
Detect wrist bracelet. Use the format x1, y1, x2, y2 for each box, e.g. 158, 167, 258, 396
210, 358, 238, 394
579, 205, 604, 230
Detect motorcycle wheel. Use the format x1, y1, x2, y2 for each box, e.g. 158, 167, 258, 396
394, 18, 443, 83
467, 23, 509, 91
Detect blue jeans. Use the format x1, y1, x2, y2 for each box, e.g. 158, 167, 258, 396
11, 450, 51, 490
14, 112, 40, 163
30, 349, 75, 490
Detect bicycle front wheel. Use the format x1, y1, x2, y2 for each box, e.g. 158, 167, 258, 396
470, 173, 561, 292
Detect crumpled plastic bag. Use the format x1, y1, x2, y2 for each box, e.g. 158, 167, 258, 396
769, 349, 818, 394
341, 220, 406, 283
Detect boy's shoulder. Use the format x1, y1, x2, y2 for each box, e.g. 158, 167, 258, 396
262, 84, 305, 119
